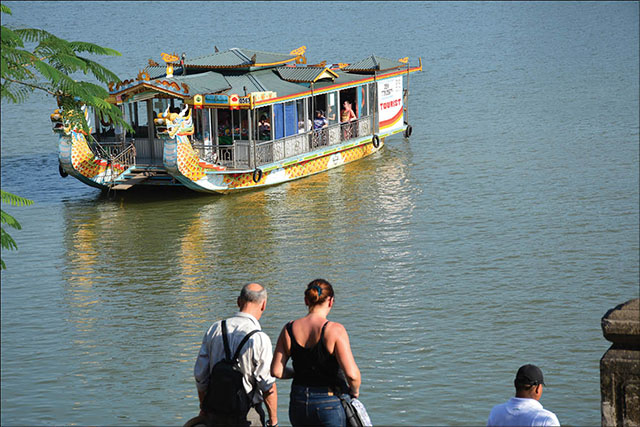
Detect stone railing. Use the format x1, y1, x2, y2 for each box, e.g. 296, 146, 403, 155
600, 298, 639, 426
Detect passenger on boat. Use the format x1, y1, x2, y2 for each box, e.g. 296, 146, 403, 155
340, 101, 356, 123
259, 115, 271, 140
340, 101, 357, 139
313, 110, 328, 130
218, 120, 232, 145
298, 119, 313, 134
326, 105, 336, 122
271, 279, 361, 427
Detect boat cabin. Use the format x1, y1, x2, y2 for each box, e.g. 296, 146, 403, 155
97, 47, 419, 171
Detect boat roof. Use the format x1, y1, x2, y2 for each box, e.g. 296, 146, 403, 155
109, 47, 420, 104
185, 47, 299, 71
343, 55, 407, 72
276, 66, 339, 83
163, 71, 232, 94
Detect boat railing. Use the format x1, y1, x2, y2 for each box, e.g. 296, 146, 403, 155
188, 115, 372, 170
110, 143, 137, 169
256, 115, 372, 168
88, 138, 136, 169
189, 140, 248, 169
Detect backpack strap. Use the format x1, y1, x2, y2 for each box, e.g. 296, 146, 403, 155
221, 320, 232, 361
232, 329, 260, 362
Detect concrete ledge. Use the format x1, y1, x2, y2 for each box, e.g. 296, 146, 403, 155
600, 298, 640, 427
602, 299, 640, 346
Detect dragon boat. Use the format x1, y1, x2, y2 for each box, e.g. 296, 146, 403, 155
53, 46, 422, 193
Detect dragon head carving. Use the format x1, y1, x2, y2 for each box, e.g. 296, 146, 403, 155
51, 106, 92, 135
154, 104, 194, 139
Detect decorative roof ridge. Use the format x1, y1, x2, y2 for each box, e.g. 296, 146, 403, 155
229, 47, 252, 63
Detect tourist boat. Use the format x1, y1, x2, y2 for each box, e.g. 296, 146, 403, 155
53, 46, 422, 193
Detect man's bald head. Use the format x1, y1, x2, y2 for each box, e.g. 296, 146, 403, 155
238, 282, 267, 305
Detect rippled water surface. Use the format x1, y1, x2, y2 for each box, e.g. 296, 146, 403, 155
1, 2, 638, 425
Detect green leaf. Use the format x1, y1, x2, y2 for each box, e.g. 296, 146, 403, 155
0, 190, 32, 270
1, 210, 22, 230
1, 227, 19, 251
0, 190, 34, 207
68, 41, 121, 57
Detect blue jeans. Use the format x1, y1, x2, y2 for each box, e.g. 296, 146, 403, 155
289, 385, 347, 427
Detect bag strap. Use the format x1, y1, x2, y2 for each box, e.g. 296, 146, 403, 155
221, 320, 232, 361
222, 320, 261, 362
232, 329, 260, 362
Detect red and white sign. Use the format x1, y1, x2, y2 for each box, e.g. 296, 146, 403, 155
377, 77, 403, 133
229, 94, 240, 110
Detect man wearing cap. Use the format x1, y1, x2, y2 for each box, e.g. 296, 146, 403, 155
487, 364, 560, 426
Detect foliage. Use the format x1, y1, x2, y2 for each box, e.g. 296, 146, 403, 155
1, 190, 34, 270
0, 2, 132, 134
1, 3, 133, 269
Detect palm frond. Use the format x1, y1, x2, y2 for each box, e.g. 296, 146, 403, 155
1, 25, 24, 48
1, 209, 22, 229
68, 41, 122, 57
13, 27, 58, 44
0, 190, 34, 207
0, 82, 34, 103
1, 227, 18, 269
76, 56, 121, 83
1, 227, 19, 251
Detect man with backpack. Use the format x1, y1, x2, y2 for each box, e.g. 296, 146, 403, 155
193, 283, 278, 427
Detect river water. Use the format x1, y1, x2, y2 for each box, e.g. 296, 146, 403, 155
1, 2, 638, 425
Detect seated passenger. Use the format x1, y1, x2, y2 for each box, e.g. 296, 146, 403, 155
259, 115, 271, 139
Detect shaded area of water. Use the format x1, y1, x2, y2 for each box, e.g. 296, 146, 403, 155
2, 2, 638, 425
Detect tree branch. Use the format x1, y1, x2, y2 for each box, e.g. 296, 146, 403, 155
2, 76, 57, 96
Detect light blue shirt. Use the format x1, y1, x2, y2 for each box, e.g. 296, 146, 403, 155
194, 312, 275, 404
488, 397, 560, 426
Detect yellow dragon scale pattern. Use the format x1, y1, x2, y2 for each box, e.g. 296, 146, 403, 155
220, 141, 376, 189
176, 137, 206, 181
71, 133, 104, 178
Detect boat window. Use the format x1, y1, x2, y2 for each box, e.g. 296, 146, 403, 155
273, 101, 298, 139
135, 101, 149, 138
313, 94, 327, 122
368, 83, 376, 116
193, 108, 203, 143
273, 104, 284, 139
284, 101, 297, 137
357, 85, 368, 117
201, 109, 212, 146
218, 109, 232, 145
339, 88, 357, 122
232, 109, 249, 140
326, 92, 337, 125
256, 106, 271, 141
296, 98, 309, 133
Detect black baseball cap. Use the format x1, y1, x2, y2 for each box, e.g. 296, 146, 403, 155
515, 364, 546, 386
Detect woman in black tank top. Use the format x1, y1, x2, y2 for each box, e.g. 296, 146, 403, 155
271, 279, 361, 427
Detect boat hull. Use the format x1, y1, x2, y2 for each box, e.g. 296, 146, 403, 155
58, 131, 128, 190
162, 130, 399, 194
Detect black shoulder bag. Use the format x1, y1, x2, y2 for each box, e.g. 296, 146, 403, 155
201, 320, 260, 418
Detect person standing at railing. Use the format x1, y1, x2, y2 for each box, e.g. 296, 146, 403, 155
340, 101, 356, 123
312, 111, 328, 147
327, 105, 336, 123
340, 101, 356, 140
313, 110, 328, 130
